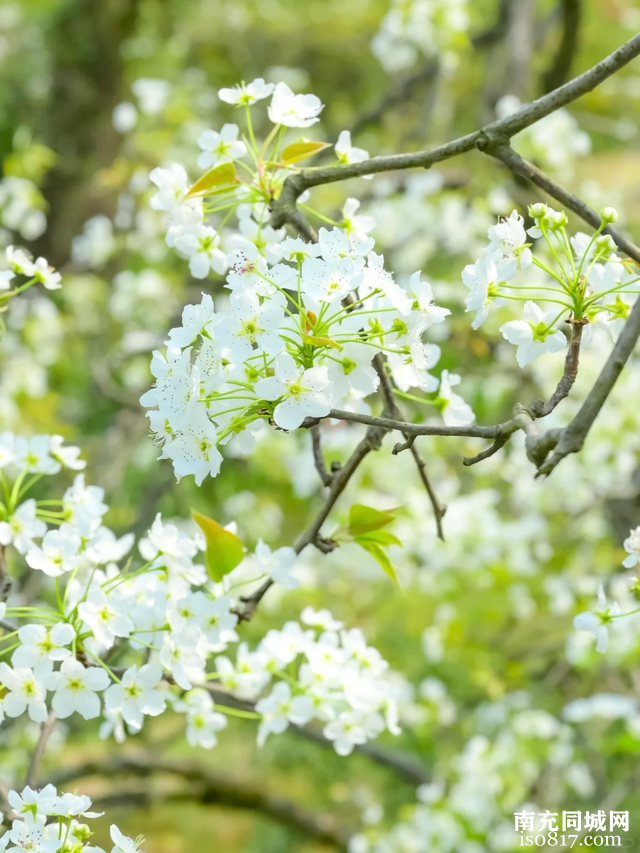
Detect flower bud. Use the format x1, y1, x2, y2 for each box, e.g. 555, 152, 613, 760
548, 210, 568, 230
600, 206, 619, 224
528, 203, 549, 219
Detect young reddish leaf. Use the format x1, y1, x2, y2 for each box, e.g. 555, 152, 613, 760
185, 163, 240, 199
281, 140, 332, 165
192, 510, 244, 582
305, 335, 343, 350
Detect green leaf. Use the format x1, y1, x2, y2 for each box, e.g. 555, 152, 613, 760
185, 163, 240, 199
356, 529, 402, 547
281, 140, 331, 165
356, 538, 399, 585
192, 510, 244, 582
348, 503, 397, 537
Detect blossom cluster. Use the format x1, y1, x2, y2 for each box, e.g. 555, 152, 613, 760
462, 204, 639, 366
0, 785, 142, 853
141, 77, 476, 484
0, 437, 398, 756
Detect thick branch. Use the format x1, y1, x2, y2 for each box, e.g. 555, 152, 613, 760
271, 32, 640, 227
47, 756, 352, 850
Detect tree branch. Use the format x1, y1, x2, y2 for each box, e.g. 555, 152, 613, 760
311, 424, 334, 487
375, 357, 446, 540
536, 299, 640, 476
25, 711, 56, 789
0, 546, 11, 603
47, 756, 352, 850
237, 421, 387, 620
540, 321, 584, 416
270, 32, 640, 228
486, 144, 640, 264
540, 0, 582, 94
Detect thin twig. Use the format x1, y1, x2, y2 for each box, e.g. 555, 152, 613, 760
25, 711, 56, 789
541, 321, 584, 416
374, 356, 446, 540
237, 423, 387, 620
311, 424, 333, 487
0, 546, 11, 603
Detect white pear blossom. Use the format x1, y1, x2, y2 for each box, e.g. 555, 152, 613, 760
196, 124, 247, 170
256, 681, 314, 745
103, 664, 166, 728
438, 370, 475, 427
6, 245, 35, 276
255, 353, 332, 430
218, 78, 275, 106
0, 500, 46, 554
8, 784, 58, 820
175, 225, 228, 280
462, 257, 503, 330
254, 540, 300, 589
12, 623, 75, 678
25, 525, 82, 577
0, 664, 48, 723
500, 301, 567, 368
159, 627, 206, 690
335, 130, 371, 175
32, 257, 62, 290
46, 658, 110, 719
623, 526, 640, 568
14, 435, 60, 474
574, 585, 621, 653
78, 586, 135, 649
215, 291, 285, 360
177, 688, 227, 748
487, 210, 532, 280
110, 824, 143, 853
323, 710, 369, 756
267, 82, 323, 127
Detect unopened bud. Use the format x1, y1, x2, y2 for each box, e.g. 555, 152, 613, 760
529, 203, 548, 219
600, 206, 619, 224
548, 211, 568, 230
